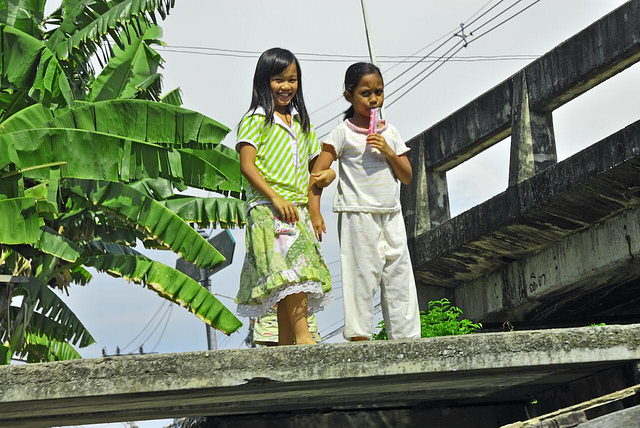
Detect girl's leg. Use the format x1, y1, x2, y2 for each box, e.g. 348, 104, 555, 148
340, 212, 384, 340
277, 304, 294, 346
380, 212, 421, 339
280, 292, 316, 345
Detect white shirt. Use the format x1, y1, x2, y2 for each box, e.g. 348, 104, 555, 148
323, 119, 409, 213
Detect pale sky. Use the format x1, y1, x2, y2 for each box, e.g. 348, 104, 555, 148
43, 1, 640, 427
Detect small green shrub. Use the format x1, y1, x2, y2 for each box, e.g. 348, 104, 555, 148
372, 298, 482, 340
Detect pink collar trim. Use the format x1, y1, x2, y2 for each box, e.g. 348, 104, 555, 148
344, 118, 388, 135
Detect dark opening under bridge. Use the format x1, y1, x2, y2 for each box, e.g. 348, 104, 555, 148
3, 1, 640, 427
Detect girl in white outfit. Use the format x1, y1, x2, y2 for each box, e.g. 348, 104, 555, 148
309, 62, 421, 341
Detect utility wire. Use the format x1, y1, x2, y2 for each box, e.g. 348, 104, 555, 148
471, 0, 543, 42
308, 0, 501, 116
465, 0, 507, 28
309, 22, 463, 116
314, 0, 542, 130
158, 47, 534, 64
312, 1, 518, 135
139, 303, 172, 348
468, 0, 529, 35
150, 304, 174, 352
120, 301, 168, 352
213, 292, 236, 301
385, 43, 466, 108
384, 39, 465, 105
385, 0, 542, 107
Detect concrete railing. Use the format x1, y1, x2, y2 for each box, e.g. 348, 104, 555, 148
402, 0, 640, 237
400, 0, 640, 320
401, 0, 640, 322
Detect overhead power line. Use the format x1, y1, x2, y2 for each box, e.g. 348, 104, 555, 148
315, 0, 543, 137
313, 0, 527, 136
157, 47, 535, 64
384, 0, 542, 107
150, 304, 174, 352
120, 301, 168, 352
139, 303, 173, 348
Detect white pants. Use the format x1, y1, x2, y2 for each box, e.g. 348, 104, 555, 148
339, 211, 421, 340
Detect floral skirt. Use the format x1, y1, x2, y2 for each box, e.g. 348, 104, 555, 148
236, 204, 332, 318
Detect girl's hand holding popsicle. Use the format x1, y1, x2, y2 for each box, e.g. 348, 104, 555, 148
366, 132, 393, 158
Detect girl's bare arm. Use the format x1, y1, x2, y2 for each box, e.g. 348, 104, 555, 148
308, 147, 336, 241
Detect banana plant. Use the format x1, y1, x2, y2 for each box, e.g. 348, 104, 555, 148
0, 0, 247, 364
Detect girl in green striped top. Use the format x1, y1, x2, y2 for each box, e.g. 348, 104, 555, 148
235, 48, 334, 346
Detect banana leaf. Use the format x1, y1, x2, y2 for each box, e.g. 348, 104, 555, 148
53, 0, 176, 62
162, 195, 247, 229
0, 103, 54, 134
33, 226, 82, 262
180, 146, 244, 194
88, 23, 164, 102
131, 72, 163, 101
128, 177, 182, 201
49, 99, 230, 147
2, 306, 95, 348
0, 343, 9, 364
17, 278, 95, 347
0, 128, 228, 192
17, 331, 82, 362
0, 0, 45, 38
1, 100, 230, 148
70, 265, 92, 285
84, 239, 142, 256
84, 253, 242, 334
0, 197, 41, 244
65, 179, 225, 270
0, 24, 73, 110
160, 87, 182, 106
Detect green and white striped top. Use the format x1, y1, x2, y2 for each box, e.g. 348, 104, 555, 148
236, 106, 320, 208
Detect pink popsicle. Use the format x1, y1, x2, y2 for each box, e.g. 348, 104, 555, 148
368, 108, 378, 135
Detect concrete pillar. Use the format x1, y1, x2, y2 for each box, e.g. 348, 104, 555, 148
401, 137, 429, 238
426, 169, 451, 229
509, 71, 558, 187
402, 135, 451, 238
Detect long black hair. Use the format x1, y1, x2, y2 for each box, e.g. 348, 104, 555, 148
244, 47, 311, 133
343, 62, 383, 120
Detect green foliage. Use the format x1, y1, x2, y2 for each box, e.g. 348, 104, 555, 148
0, 0, 246, 364
372, 298, 482, 340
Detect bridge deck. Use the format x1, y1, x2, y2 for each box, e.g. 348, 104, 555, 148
1, 324, 639, 427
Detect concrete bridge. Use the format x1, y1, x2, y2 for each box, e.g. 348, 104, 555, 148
401, 0, 640, 328
1, 324, 639, 427
3, 1, 640, 427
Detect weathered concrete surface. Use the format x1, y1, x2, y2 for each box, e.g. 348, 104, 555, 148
1, 324, 640, 427
184, 404, 528, 428
577, 405, 640, 428
456, 202, 640, 323
503, 381, 640, 428
409, 118, 640, 286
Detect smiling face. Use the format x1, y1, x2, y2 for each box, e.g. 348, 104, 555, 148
345, 72, 384, 127
270, 62, 299, 114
